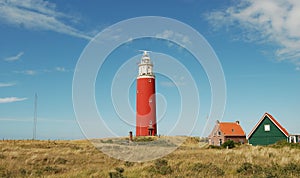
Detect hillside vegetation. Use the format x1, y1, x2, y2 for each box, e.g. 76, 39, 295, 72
0, 137, 300, 177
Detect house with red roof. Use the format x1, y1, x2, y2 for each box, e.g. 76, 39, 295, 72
208, 120, 247, 146
248, 113, 289, 146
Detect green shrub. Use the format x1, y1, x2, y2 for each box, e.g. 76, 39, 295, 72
237, 162, 263, 176
208, 145, 221, 149
115, 167, 124, 173
109, 171, 124, 178
208, 140, 235, 149
101, 139, 113, 143
237, 162, 252, 174
109, 167, 125, 178
221, 140, 235, 149
54, 157, 67, 164
43, 166, 62, 174
283, 163, 300, 177
149, 159, 172, 175
155, 159, 168, 167
237, 162, 300, 177
191, 162, 206, 172
133, 136, 155, 142
19, 168, 27, 175
271, 140, 300, 149
210, 164, 225, 176
124, 161, 134, 167
191, 163, 224, 176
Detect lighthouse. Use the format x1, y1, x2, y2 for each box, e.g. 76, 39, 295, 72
136, 51, 157, 136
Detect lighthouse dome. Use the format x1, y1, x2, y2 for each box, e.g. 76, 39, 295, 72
138, 51, 154, 77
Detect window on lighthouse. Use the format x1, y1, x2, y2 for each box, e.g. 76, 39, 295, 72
147, 66, 152, 74
144, 66, 147, 75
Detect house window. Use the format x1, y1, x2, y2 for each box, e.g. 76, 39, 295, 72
264, 124, 270, 131
218, 131, 221, 135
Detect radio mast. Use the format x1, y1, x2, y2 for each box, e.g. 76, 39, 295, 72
33, 93, 38, 140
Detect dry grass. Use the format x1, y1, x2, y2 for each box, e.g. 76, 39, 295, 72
0, 137, 299, 177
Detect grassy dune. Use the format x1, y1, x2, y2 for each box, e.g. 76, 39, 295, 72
0, 137, 300, 177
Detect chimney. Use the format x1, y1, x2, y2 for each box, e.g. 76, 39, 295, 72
236, 121, 240, 124
216, 120, 220, 124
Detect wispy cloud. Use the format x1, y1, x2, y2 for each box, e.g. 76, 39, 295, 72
54, 66, 70, 72
4, 51, 24, 61
14, 66, 71, 75
205, 0, 300, 69
160, 81, 186, 87
156, 30, 192, 48
0, 118, 31, 122
0, 97, 27, 103
160, 76, 186, 87
0, 0, 92, 40
24, 70, 37, 75
14, 70, 37, 75
0, 117, 74, 123
0, 82, 15, 87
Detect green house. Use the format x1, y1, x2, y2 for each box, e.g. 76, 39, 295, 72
248, 113, 289, 146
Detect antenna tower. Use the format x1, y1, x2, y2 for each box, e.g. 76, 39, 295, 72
33, 93, 38, 140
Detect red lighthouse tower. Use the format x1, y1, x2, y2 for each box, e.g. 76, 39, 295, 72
136, 51, 157, 136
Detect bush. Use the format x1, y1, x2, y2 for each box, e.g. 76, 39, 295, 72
101, 139, 113, 143
283, 163, 300, 177
149, 159, 172, 175
191, 163, 224, 176
133, 136, 156, 142
237, 162, 263, 176
237, 162, 252, 174
237, 162, 300, 177
124, 161, 134, 167
43, 166, 62, 174
109, 167, 125, 178
19, 168, 27, 175
54, 157, 67, 164
208, 145, 221, 149
222, 140, 235, 149
271, 140, 300, 149
115, 167, 124, 173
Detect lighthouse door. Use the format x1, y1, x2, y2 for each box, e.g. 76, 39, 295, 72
148, 120, 154, 136
148, 129, 152, 136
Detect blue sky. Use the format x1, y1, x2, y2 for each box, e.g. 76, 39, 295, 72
0, 0, 299, 139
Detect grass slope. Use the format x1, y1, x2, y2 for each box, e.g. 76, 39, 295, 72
0, 138, 300, 177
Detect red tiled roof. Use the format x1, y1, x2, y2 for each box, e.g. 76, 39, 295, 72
248, 113, 289, 138
219, 122, 246, 136
266, 113, 289, 136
